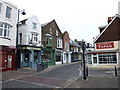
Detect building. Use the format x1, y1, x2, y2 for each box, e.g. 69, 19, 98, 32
0, 0, 17, 71
62, 31, 71, 63
88, 14, 120, 66
17, 15, 42, 69
70, 39, 81, 62
41, 20, 63, 65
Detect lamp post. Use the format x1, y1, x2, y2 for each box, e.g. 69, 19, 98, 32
82, 39, 86, 80
16, 9, 26, 46
16, 9, 26, 69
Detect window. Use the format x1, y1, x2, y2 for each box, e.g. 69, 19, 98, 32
6, 6, 12, 19
65, 42, 69, 51
32, 22, 37, 29
45, 36, 52, 45
0, 22, 11, 38
57, 38, 62, 48
56, 30, 58, 36
19, 33, 22, 44
30, 33, 38, 43
0, 3, 2, 15
34, 34, 38, 42
49, 28, 52, 34
98, 53, 117, 64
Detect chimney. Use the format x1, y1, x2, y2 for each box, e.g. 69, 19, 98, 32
108, 17, 113, 24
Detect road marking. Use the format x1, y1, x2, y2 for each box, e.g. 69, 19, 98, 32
15, 79, 59, 88
29, 75, 68, 81
63, 76, 80, 88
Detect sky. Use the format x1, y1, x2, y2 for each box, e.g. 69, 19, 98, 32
10, 0, 119, 43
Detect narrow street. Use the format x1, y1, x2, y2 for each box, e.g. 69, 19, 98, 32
2, 62, 80, 88
2, 62, 118, 89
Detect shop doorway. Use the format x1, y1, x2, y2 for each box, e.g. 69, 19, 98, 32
23, 53, 29, 67
92, 54, 98, 65
7, 55, 12, 68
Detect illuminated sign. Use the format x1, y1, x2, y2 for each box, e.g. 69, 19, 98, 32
96, 42, 114, 49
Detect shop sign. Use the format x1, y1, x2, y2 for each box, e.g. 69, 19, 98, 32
96, 42, 114, 49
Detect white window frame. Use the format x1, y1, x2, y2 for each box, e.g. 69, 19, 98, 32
6, 6, 12, 19
31, 33, 38, 43
0, 22, 11, 38
57, 39, 62, 48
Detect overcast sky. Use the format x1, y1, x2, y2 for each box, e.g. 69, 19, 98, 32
10, 0, 119, 43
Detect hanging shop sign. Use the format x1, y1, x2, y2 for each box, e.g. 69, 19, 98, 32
96, 42, 114, 49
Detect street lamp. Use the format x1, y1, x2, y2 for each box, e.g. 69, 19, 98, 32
16, 9, 26, 47
82, 39, 86, 80
16, 9, 26, 69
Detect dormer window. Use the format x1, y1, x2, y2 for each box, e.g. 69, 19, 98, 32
6, 6, 12, 19
32, 22, 37, 29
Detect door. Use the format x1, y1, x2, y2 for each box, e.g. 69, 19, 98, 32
7, 55, 12, 68
92, 54, 98, 65
23, 53, 29, 67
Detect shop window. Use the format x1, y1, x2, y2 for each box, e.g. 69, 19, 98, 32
98, 53, 117, 64
34, 51, 38, 62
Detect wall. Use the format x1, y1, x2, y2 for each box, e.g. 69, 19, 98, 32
18, 16, 41, 46
0, 0, 17, 47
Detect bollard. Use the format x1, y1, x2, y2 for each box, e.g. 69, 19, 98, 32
115, 66, 117, 76
86, 66, 88, 77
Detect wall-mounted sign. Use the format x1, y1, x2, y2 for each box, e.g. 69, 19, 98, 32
96, 42, 114, 49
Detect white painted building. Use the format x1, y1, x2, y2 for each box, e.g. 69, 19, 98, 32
0, 0, 17, 47
0, 0, 17, 71
18, 15, 41, 46
17, 15, 42, 68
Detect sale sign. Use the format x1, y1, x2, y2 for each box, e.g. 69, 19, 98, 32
96, 42, 114, 49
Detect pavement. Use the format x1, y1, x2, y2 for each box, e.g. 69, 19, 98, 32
1, 62, 120, 89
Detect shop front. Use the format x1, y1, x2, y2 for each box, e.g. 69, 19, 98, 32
88, 41, 119, 66
0, 46, 16, 72
55, 49, 63, 64
42, 48, 55, 66
17, 45, 42, 69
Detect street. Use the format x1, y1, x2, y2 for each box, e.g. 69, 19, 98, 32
2, 62, 80, 88
2, 62, 119, 89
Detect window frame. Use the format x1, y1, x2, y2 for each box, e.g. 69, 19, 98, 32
6, 6, 12, 19
57, 38, 62, 48
0, 22, 11, 38
32, 22, 37, 30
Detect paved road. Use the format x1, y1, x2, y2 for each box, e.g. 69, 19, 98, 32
2, 62, 81, 88
2, 62, 117, 89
